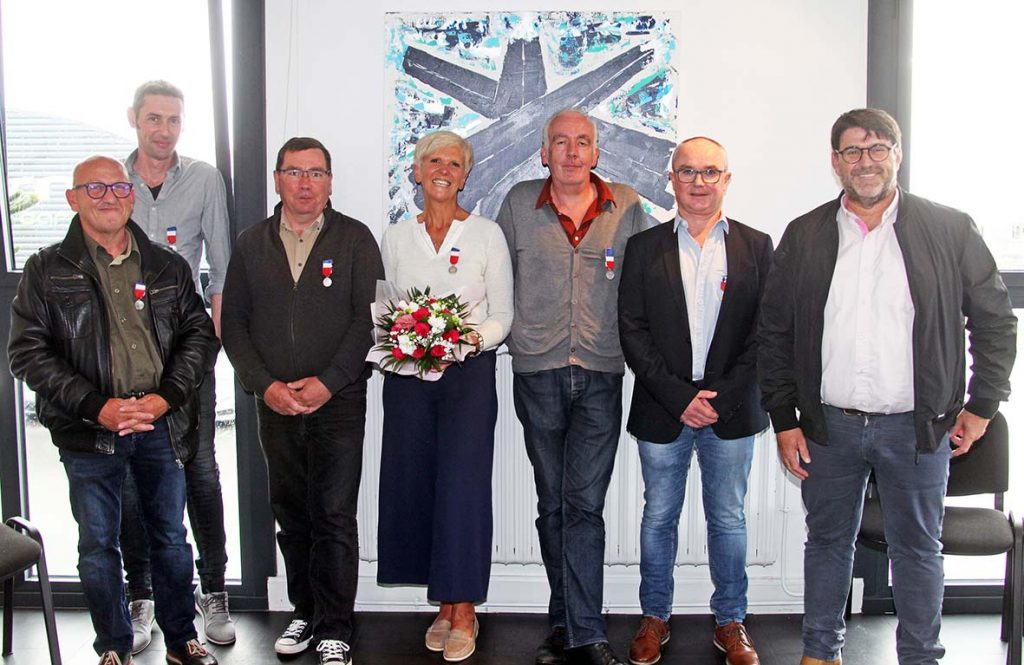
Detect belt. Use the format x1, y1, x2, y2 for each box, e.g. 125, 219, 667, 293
120, 390, 149, 399
823, 404, 889, 417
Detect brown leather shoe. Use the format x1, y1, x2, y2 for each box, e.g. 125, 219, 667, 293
628, 616, 670, 665
799, 658, 841, 665
713, 622, 759, 665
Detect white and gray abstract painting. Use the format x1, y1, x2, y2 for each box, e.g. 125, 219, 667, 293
384, 11, 679, 223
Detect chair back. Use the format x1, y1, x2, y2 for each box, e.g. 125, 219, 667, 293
946, 411, 1009, 498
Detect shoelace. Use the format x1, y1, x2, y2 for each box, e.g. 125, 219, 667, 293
719, 624, 753, 648
201, 591, 229, 614
184, 639, 210, 656
99, 653, 124, 665
281, 619, 309, 640
316, 639, 351, 660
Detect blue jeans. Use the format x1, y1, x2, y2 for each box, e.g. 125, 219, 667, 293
60, 420, 196, 657
637, 428, 754, 625
802, 406, 951, 665
513, 366, 622, 649
121, 370, 228, 597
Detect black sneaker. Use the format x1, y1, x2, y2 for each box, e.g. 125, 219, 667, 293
275, 618, 313, 655
316, 639, 352, 664
165, 639, 218, 665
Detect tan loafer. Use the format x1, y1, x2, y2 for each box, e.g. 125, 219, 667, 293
443, 617, 479, 662
425, 615, 452, 652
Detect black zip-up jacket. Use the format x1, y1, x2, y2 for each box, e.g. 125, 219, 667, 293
758, 190, 1016, 452
8, 217, 219, 460
221, 204, 383, 399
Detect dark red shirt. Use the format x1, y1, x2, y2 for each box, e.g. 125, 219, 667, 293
534, 173, 616, 248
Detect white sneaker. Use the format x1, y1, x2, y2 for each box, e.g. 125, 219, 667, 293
129, 599, 155, 655
275, 619, 313, 655
316, 639, 352, 664
194, 587, 237, 645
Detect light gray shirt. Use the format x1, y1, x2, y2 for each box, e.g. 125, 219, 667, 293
125, 150, 231, 299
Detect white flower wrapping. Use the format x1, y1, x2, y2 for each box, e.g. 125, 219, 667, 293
365, 280, 486, 381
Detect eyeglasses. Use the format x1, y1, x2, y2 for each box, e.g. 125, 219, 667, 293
277, 168, 331, 180
73, 182, 134, 199
835, 143, 898, 164
673, 167, 724, 184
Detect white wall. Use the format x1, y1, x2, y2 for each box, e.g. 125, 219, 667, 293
264, 0, 868, 613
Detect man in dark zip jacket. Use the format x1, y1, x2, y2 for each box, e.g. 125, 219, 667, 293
221, 137, 383, 665
758, 109, 1016, 665
8, 155, 220, 665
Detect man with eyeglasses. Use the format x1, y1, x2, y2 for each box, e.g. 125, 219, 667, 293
759, 108, 1016, 665
496, 108, 651, 665
221, 137, 383, 665
8, 155, 220, 665
618, 137, 772, 665
121, 79, 236, 655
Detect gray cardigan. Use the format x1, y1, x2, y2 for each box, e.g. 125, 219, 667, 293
496, 178, 651, 374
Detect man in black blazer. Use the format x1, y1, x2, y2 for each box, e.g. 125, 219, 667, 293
618, 137, 773, 665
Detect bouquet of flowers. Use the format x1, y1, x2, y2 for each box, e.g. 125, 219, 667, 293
366, 281, 484, 380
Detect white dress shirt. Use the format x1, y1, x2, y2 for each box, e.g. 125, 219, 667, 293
821, 192, 915, 413
674, 214, 729, 381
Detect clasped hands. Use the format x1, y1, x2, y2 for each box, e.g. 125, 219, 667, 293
98, 394, 169, 437
264, 377, 332, 416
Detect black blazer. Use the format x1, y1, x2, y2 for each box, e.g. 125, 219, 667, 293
618, 217, 773, 442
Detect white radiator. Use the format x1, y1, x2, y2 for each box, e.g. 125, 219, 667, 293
357, 351, 781, 568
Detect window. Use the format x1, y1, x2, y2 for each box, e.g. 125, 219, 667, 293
909, 0, 1024, 583
1, 0, 241, 583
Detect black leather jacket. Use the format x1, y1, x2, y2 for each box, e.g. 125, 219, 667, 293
8, 217, 219, 460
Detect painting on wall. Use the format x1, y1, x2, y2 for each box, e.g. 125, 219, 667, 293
384, 11, 679, 224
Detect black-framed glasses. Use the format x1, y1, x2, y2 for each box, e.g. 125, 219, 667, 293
835, 143, 897, 164
277, 168, 331, 180
74, 182, 134, 199
673, 167, 724, 184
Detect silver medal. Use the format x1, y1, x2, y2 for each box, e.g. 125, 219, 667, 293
606, 270, 615, 280
323, 277, 333, 287
448, 265, 458, 274
134, 300, 145, 310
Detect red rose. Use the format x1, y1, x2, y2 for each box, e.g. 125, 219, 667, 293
443, 330, 460, 343
428, 298, 437, 304
430, 345, 446, 357
413, 307, 430, 321
414, 322, 431, 337
391, 347, 405, 360
412, 346, 426, 359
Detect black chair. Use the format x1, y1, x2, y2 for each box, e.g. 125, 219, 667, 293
1, 515, 61, 664
858, 411, 1023, 665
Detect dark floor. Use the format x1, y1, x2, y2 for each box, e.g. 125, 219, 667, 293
1, 610, 1010, 665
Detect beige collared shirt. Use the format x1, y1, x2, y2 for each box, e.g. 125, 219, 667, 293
85, 232, 164, 396
279, 213, 325, 282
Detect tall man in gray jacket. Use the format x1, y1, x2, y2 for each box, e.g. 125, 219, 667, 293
758, 108, 1016, 665
496, 108, 650, 665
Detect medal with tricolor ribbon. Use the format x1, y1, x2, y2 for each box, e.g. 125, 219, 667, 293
448, 247, 461, 274
133, 281, 146, 310
322, 259, 333, 287
605, 247, 615, 280
166, 226, 177, 248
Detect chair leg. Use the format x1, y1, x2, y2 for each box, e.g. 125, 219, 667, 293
36, 546, 62, 665
1008, 514, 1024, 665
3, 576, 13, 656
1005, 550, 1013, 641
